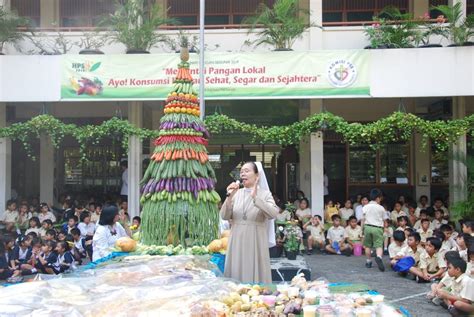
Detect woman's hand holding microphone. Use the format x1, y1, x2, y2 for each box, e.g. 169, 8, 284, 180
226, 181, 240, 198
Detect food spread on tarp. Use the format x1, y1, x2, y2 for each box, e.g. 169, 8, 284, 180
0, 253, 407, 317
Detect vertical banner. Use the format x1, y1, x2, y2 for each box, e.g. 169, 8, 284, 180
61, 50, 370, 100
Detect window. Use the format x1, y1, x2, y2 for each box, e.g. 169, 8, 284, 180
323, 0, 409, 24
468, 0, 474, 15
431, 148, 448, 184
380, 143, 409, 184
349, 145, 377, 183
429, 0, 448, 18
60, 0, 116, 27
167, 0, 275, 26
349, 143, 410, 184
10, 0, 40, 27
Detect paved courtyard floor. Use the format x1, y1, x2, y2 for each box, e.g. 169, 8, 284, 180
303, 252, 450, 317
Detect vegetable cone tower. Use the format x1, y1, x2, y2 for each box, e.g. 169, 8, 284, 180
140, 47, 220, 246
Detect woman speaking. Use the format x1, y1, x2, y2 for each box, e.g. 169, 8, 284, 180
220, 161, 279, 284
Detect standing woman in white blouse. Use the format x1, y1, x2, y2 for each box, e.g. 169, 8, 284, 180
92, 205, 128, 261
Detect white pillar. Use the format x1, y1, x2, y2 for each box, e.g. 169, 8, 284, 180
128, 101, 143, 219
0, 1, 11, 9
449, 0, 467, 17
449, 97, 467, 205
309, 100, 324, 220
299, 101, 311, 199
309, 0, 323, 50
414, 133, 431, 202
40, 135, 55, 205
0, 103, 11, 212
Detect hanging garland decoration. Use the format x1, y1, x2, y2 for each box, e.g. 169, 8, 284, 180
0, 111, 473, 159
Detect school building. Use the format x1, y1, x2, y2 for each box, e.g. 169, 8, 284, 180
0, 0, 473, 220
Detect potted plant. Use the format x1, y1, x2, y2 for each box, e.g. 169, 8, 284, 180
25, 32, 79, 55
103, 0, 175, 54
0, 6, 29, 55
243, 0, 315, 51
284, 224, 300, 260
414, 13, 448, 48
433, 2, 474, 47
79, 32, 107, 55
364, 6, 419, 49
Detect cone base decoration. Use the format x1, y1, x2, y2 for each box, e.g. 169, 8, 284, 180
139, 50, 220, 247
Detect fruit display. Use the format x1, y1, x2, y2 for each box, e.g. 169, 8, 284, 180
134, 244, 209, 256
207, 230, 230, 254
115, 237, 137, 252
140, 48, 220, 246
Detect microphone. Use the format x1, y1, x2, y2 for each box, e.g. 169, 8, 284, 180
226, 180, 241, 197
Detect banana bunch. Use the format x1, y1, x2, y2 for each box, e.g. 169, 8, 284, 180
173, 81, 195, 94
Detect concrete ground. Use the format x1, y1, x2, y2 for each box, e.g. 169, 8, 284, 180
303, 252, 450, 317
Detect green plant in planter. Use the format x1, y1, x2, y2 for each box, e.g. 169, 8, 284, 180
364, 6, 419, 48
103, 0, 176, 53
433, 2, 474, 46
414, 13, 448, 47
0, 6, 29, 54
450, 149, 474, 222
284, 224, 300, 255
79, 32, 108, 54
243, 0, 315, 50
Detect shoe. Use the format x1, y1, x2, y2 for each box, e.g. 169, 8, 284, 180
336, 251, 342, 255
416, 276, 430, 283
375, 256, 385, 272
344, 249, 352, 257
432, 297, 442, 306
306, 249, 312, 255
398, 272, 408, 277
383, 249, 389, 256
365, 261, 373, 268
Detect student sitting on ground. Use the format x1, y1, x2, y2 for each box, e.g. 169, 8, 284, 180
30, 240, 58, 275
439, 224, 456, 255
391, 232, 425, 275
325, 214, 351, 256
462, 220, 474, 236
62, 215, 78, 235
432, 209, 448, 230
389, 230, 407, 262
390, 201, 407, 225
51, 241, 76, 274
383, 219, 393, 255
395, 216, 410, 232
411, 237, 446, 283
344, 216, 363, 255
0, 200, 19, 233
428, 251, 463, 303
71, 227, 92, 262
403, 227, 415, 241
324, 200, 339, 224
434, 257, 474, 316
304, 215, 325, 254
407, 203, 418, 228
25, 217, 42, 237
413, 209, 432, 230
339, 200, 354, 226
454, 233, 471, 262
40, 219, 54, 238
44, 229, 57, 242
78, 212, 96, 239
417, 218, 434, 247
10, 235, 32, 270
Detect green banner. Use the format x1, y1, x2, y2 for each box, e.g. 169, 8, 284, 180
61, 50, 370, 100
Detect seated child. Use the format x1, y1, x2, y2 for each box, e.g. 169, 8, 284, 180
325, 215, 351, 256
52, 241, 76, 274
417, 218, 434, 247
11, 235, 32, 270
71, 227, 93, 261
90, 203, 102, 223
31, 240, 58, 275
434, 257, 474, 316
25, 217, 42, 237
395, 216, 410, 232
276, 207, 292, 222
78, 212, 96, 239
339, 200, 354, 226
0, 237, 20, 280
40, 219, 54, 238
413, 209, 432, 230
344, 216, 363, 254
19, 237, 42, 272
389, 230, 407, 261
454, 233, 470, 262
391, 201, 407, 224
324, 200, 339, 224
439, 224, 456, 255
411, 237, 446, 283
432, 209, 448, 230
407, 203, 418, 228
462, 220, 473, 236
428, 251, 463, 302
404, 227, 415, 240
391, 232, 425, 275
62, 215, 78, 235
383, 219, 394, 255
303, 215, 325, 254
44, 229, 57, 242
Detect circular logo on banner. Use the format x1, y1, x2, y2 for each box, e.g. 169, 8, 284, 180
327, 60, 357, 88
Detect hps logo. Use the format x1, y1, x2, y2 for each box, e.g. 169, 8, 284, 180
327, 60, 357, 88
72, 61, 101, 73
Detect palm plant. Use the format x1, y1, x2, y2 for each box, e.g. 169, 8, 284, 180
450, 150, 474, 221
102, 0, 175, 53
243, 0, 314, 50
0, 6, 29, 54
433, 2, 474, 46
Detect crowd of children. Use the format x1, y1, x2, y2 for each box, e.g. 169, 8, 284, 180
0, 197, 141, 283
275, 192, 473, 316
